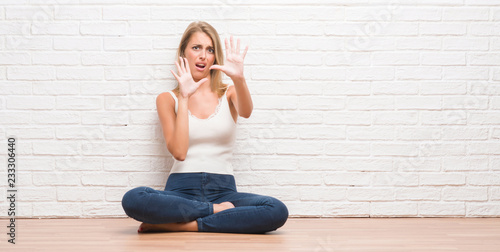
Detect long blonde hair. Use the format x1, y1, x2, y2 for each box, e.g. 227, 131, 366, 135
174, 21, 227, 97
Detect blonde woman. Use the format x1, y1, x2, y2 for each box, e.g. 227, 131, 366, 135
121, 21, 288, 234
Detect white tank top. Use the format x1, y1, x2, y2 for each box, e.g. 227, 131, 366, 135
166, 89, 236, 175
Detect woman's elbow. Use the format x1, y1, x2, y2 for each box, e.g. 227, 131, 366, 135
173, 154, 186, 161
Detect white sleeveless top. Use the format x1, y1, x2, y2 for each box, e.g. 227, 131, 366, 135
166, 89, 236, 175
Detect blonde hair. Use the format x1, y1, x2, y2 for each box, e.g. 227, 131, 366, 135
174, 21, 227, 97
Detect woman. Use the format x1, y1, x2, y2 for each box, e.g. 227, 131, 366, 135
121, 21, 288, 234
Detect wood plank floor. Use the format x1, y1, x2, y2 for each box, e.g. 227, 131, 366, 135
1, 217, 499, 251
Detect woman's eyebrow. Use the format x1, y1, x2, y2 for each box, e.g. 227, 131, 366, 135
191, 43, 214, 48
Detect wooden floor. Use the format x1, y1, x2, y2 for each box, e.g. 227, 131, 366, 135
1, 217, 499, 251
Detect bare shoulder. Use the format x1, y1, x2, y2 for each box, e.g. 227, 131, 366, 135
156, 90, 176, 108
226, 85, 235, 101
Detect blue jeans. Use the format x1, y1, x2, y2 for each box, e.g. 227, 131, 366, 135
121, 172, 288, 234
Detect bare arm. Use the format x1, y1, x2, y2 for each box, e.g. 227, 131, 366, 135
157, 57, 207, 161
210, 36, 252, 118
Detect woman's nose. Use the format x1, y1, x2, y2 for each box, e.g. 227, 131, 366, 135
199, 50, 206, 59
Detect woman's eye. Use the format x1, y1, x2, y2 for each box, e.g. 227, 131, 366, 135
193, 46, 199, 50
208, 49, 214, 53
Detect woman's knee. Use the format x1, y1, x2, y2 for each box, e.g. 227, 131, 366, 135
271, 197, 289, 228
121, 186, 150, 216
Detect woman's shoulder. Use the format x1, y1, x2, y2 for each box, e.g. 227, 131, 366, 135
156, 89, 177, 106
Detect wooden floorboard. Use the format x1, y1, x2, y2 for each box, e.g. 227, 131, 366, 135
1, 217, 499, 251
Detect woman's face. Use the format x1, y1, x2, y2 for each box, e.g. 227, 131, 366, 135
184, 32, 216, 82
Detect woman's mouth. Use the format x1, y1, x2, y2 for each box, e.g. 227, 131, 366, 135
195, 63, 206, 71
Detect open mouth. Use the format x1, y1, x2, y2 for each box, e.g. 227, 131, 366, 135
195, 63, 206, 71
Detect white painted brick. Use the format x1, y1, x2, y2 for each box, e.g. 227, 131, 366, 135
276, 22, 323, 36
324, 172, 370, 186
323, 82, 371, 95
130, 22, 176, 36
129, 111, 157, 125
470, 23, 500, 36
54, 37, 102, 51
81, 172, 128, 186
298, 157, 344, 171
246, 125, 297, 139
392, 7, 441, 21
298, 126, 345, 140
395, 188, 440, 200
57, 67, 104, 80
324, 202, 370, 217
372, 52, 419, 66
251, 6, 343, 21
6, 127, 54, 140
467, 203, 500, 217
129, 142, 166, 156
82, 52, 128, 66
106, 188, 129, 202
347, 126, 394, 140
492, 96, 500, 109
251, 156, 297, 171
444, 66, 489, 80
469, 112, 500, 124
470, 82, 500, 95
31, 111, 80, 124
6, 6, 54, 20
6, 96, 55, 110
372, 143, 419, 157
103, 6, 149, 20
421, 52, 466, 66
0, 81, 31, 95
33, 202, 81, 217
104, 158, 151, 172
398, 127, 441, 140
82, 111, 129, 125
468, 173, 500, 186
421, 23, 466, 35
443, 38, 489, 51
347, 67, 394, 81
491, 187, 500, 200
274, 140, 323, 155
371, 202, 418, 217
104, 37, 152, 51
469, 53, 500, 66
492, 129, 500, 141
441, 127, 488, 140
82, 203, 124, 217
56, 157, 101, 171
275, 172, 322, 186
420, 173, 466, 186
300, 187, 345, 201
32, 52, 79, 65
31, 22, 79, 35
130, 51, 170, 65
325, 142, 370, 156
443, 156, 488, 172
443, 7, 489, 21
421, 111, 467, 125
419, 143, 466, 157
251, 95, 297, 110
32, 172, 80, 186
106, 125, 154, 140
348, 188, 394, 201
325, 111, 371, 125
236, 172, 274, 186
248, 52, 322, 66
57, 187, 104, 202
373, 172, 419, 186
80, 81, 128, 95
373, 111, 419, 125
55, 6, 101, 20
105, 95, 155, 110
7, 66, 55, 80
396, 67, 441, 80
443, 187, 488, 201
104, 67, 155, 80
129, 172, 167, 187
0, 52, 30, 64
226, 22, 275, 36
80, 22, 127, 36
420, 82, 467, 95
468, 142, 500, 155
397, 38, 441, 50
346, 158, 393, 172
325, 52, 370, 66
56, 96, 102, 110
251, 67, 299, 81
56, 126, 104, 140
19, 187, 56, 201
285, 202, 324, 217
419, 202, 465, 216
298, 96, 344, 110
249, 110, 323, 125
347, 96, 394, 110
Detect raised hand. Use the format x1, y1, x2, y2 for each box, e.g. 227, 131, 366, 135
170, 57, 208, 98
209, 35, 248, 80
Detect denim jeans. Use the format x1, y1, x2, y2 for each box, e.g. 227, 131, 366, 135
121, 172, 289, 234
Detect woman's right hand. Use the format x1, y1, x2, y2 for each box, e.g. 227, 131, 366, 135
170, 57, 208, 98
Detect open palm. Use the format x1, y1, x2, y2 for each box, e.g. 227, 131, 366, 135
210, 36, 248, 80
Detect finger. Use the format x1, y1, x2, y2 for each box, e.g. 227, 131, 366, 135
241, 45, 249, 59
178, 57, 185, 74
236, 38, 240, 55
224, 37, 230, 57
209, 65, 224, 71
183, 57, 191, 73
175, 60, 183, 75
196, 77, 209, 86
230, 35, 234, 55
170, 70, 180, 82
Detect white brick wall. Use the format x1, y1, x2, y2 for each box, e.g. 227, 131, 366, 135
0, 1, 499, 219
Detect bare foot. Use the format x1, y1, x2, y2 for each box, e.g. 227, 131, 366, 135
213, 201, 235, 214
137, 220, 198, 233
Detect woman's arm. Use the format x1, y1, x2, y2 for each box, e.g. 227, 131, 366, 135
210, 36, 253, 118
157, 57, 207, 161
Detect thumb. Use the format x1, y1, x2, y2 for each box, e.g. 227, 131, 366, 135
196, 77, 209, 86
209, 65, 224, 71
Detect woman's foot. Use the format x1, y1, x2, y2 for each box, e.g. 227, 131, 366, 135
138, 220, 198, 233
213, 201, 235, 214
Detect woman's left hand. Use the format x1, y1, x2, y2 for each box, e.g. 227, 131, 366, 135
210, 35, 248, 81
